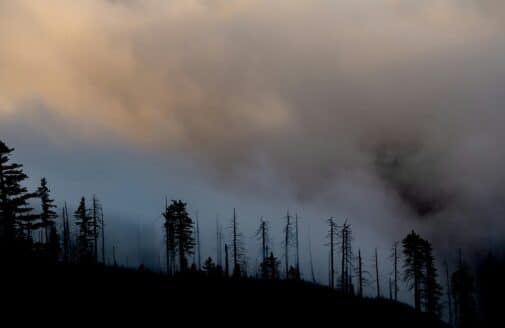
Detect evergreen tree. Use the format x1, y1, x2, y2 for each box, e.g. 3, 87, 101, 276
47, 224, 60, 261
0, 141, 36, 249
261, 252, 280, 280
165, 200, 194, 272
37, 178, 58, 243
74, 197, 92, 260
203, 256, 217, 276
421, 239, 442, 316
163, 199, 177, 275
402, 230, 425, 311
452, 259, 476, 328
89, 195, 102, 262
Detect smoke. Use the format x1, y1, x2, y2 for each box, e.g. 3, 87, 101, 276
1, 0, 505, 249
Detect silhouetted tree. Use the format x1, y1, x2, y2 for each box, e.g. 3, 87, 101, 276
230, 209, 245, 277
169, 200, 194, 272
421, 239, 442, 316
0, 141, 36, 250
295, 214, 300, 277
444, 261, 453, 326
61, 202, 71, 262
340, 221, 353, 294
74, 197, 92, 260
358, 249, 364, 297
163, 199, 177, 275
261, 252, 280, 280
375, 248, 381, 298
195, 212, 201, 270
391, 241, 400, 301
326, 217, 337, 289
203, 256, 217, 276
47, 224, 60, 260
37, 178, 57, 243
224, 243, 230, 277
283, 210, 294, 279
452, 258, 476, 328
90, 195, 102, 262
256, 218, 270, 271
403, 230, 425, 311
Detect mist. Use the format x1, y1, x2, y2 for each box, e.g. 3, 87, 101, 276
1, 0, 505, 264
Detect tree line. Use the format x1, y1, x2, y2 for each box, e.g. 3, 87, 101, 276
0, 140, 494, 327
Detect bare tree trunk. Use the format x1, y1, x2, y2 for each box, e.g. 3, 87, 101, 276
232, 209, 238, 272
196, 212, 201, 270
295, 215, 300, 274
285, 210, 291, 279
329, 218, 335, 289
308, 229, 316, 284
375, 248, 381, 298
445, 261, 453, 326
394, 241, 399, 301
225, 243, 229, 277
101, 211, 105, 264
358, 249, 363, 297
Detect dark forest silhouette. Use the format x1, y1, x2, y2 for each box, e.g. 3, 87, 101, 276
0, 139, 503, 326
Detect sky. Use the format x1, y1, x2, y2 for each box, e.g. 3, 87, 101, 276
1, 0, 505, 299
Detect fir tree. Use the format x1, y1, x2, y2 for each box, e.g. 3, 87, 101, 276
0, 141, 36, 249
37, 178, 58, 243
74, 197, 92, 260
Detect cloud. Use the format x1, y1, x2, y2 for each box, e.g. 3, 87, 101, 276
1, 0, 505, 248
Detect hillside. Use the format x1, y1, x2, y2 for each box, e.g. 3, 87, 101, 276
2, 262, 447, 327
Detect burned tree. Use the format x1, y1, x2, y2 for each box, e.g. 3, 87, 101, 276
230, 208, 246, 277
326, 217, 337, 289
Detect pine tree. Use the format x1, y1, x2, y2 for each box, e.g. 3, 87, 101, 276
261, 252, 280, 280
421, 239, 442, 316
452, 257, 476, 328
163, 199, 177, 275
37, 178, 58, 243
74, 197, 92, 260
89, 195, 102, 262
402, 230, 425, 311
0, 141, 36, 250
203, 257, 217, 275
168, 200, 194, 272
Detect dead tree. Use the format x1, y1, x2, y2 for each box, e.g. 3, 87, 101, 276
230, 208, 245, 277
375, 248, 381, 298
256, 218, 269, 263
308, 228, 317, 284
340, 221, 353, 294
224, 243, 229, 277
216, 217, 223, 267
284, 210, 292, 279
101, 211, 105, 264
358, 249, 364, 297
61, 202, 71, 262
295, 214, 300, 275
326, 217, 337, 289
391, 241, 399, 301
196, 212, 201, 270
445, 261, 453, 326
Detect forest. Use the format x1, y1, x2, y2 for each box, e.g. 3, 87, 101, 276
0, 139, 503, 327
